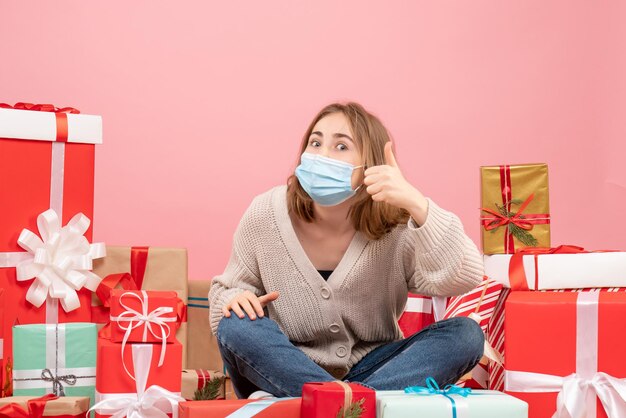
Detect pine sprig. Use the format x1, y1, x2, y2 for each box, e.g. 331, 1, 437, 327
488, 200, 538, 247
336, 398, 365, 418
193, 376, 223, 401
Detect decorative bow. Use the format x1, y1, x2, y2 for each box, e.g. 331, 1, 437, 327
14, 209, 106, 312
89, 344, 183, 418
405, 377, 472, 418
0, 102, 80, 114
480, 193, 536, 232
40, 368, 77, 396
111, 291, 177, 378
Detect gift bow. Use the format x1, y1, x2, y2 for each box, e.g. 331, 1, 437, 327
11, 209, 106, 312
0, 102, 80, 114
405, 377, 472, 418
505, 291, 626, 418
40, 368, 77, 396
111, 290, 177, 378
89, 344, 183, 418
0, 394, 58, 418
480, 193, 537, 232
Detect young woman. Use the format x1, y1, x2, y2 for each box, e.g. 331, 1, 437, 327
209, 102, 485, 399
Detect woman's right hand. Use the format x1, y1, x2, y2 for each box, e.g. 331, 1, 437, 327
222, 290, 280, 320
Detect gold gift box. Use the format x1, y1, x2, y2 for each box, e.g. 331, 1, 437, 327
0, 396, 89, 416
480, 163, 550, 254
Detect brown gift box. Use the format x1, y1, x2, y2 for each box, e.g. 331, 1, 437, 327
0, 396, 90, 416
92, 246, 188, 367
480, 163, 551, 254
187, 279, 224, 373
181, 369, 225, 400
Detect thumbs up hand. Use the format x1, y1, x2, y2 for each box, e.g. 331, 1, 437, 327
363, 142, 429, 225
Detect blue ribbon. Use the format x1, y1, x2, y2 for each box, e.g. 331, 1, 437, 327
404, 377, 472, 418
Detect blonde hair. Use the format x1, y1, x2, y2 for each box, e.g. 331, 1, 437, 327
287, 102, 409, 240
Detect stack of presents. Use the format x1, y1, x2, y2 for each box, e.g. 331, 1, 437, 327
0, 102, 623, 417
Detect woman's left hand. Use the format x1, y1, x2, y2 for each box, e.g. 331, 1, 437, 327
363, 142, 429, 225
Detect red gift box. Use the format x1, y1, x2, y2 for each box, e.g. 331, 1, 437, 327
398, 293, 435, 337
301, 382, 375, 418
109, 289, 181, 344
178, 398, 301, 418
93, 338, 183, 418
0, 104, 103, 396
503, 291, 626, 418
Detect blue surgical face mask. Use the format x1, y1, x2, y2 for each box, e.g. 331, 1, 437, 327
295, 152, 364, 206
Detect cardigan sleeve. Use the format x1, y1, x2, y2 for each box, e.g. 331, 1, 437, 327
208, 200, 265, 335
402, 198, 484, 296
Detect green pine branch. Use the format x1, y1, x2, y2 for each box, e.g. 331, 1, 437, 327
193, 376, 223, 401
488, 200, 538, 247
336, 398, 365, 418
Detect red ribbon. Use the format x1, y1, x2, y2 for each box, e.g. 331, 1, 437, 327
480, 165, 551, 254
508, 245, 617, 290
131, 246, 149, 289
195, 369, 212, 390
0, 394, 59, 418
0, 102, 80, 143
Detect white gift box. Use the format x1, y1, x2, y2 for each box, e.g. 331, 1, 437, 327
483, 252, 626, 290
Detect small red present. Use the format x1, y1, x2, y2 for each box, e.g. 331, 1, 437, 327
178, 398, 301, 417
109, 289, 181, 344
397, 293, 435, 337
301, 382, 375, 418
92, 338, 182, 418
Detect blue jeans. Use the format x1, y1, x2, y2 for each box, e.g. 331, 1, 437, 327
216, 314, 484, 398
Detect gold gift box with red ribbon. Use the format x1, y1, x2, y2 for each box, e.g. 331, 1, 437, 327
480, 163, 551, 254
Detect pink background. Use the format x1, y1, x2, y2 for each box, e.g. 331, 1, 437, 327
1, 2, 625, 280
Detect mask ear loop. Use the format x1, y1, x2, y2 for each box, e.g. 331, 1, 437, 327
351, 165, 367, 192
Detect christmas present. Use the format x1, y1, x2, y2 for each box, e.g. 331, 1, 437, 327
376, 380, 528, 418
12, 323, 96, 405
178, 398, 301, 418
301, 381, 375, 418
92, 341, 183, 418
108, 289, 183, 345
480, 163, 550, 254
181, 369, 225, 401
0, 395, 90, 417
504, 291, 626, 418
186, 279, 223, 372
484, 246, 626, 290
225, 377, 236, 400
397, 293, 435, 337
92, 246, 188, 366
0, 103, 103, 395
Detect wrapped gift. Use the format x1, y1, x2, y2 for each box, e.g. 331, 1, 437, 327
438, 277, 503, 389
376, 385, 528, 417
178, 398, 301, 418
181, 369, 225, 400
92, 246, 188, 366
187, 279, 224, 372
12, 323, 96, 405
109, 289, 182, 344
480, 163, 550, 254
301, 382, 375, 418
0, 104, 104, 394
397, 293, 435, 337
93, 341, 183, 418
484, 246, 626, 290
225, 377, 236, 400
504, 291, 626, 418
0, 289, 4, 397
0, 395, 90, 417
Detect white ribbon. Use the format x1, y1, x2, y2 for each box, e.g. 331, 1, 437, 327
89, 344, 183, 418
0, 209, 105, 314
110, 290, 177, 379
505, 292, 626, 418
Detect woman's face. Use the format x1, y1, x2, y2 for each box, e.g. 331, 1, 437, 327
305, 112, 364, 189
